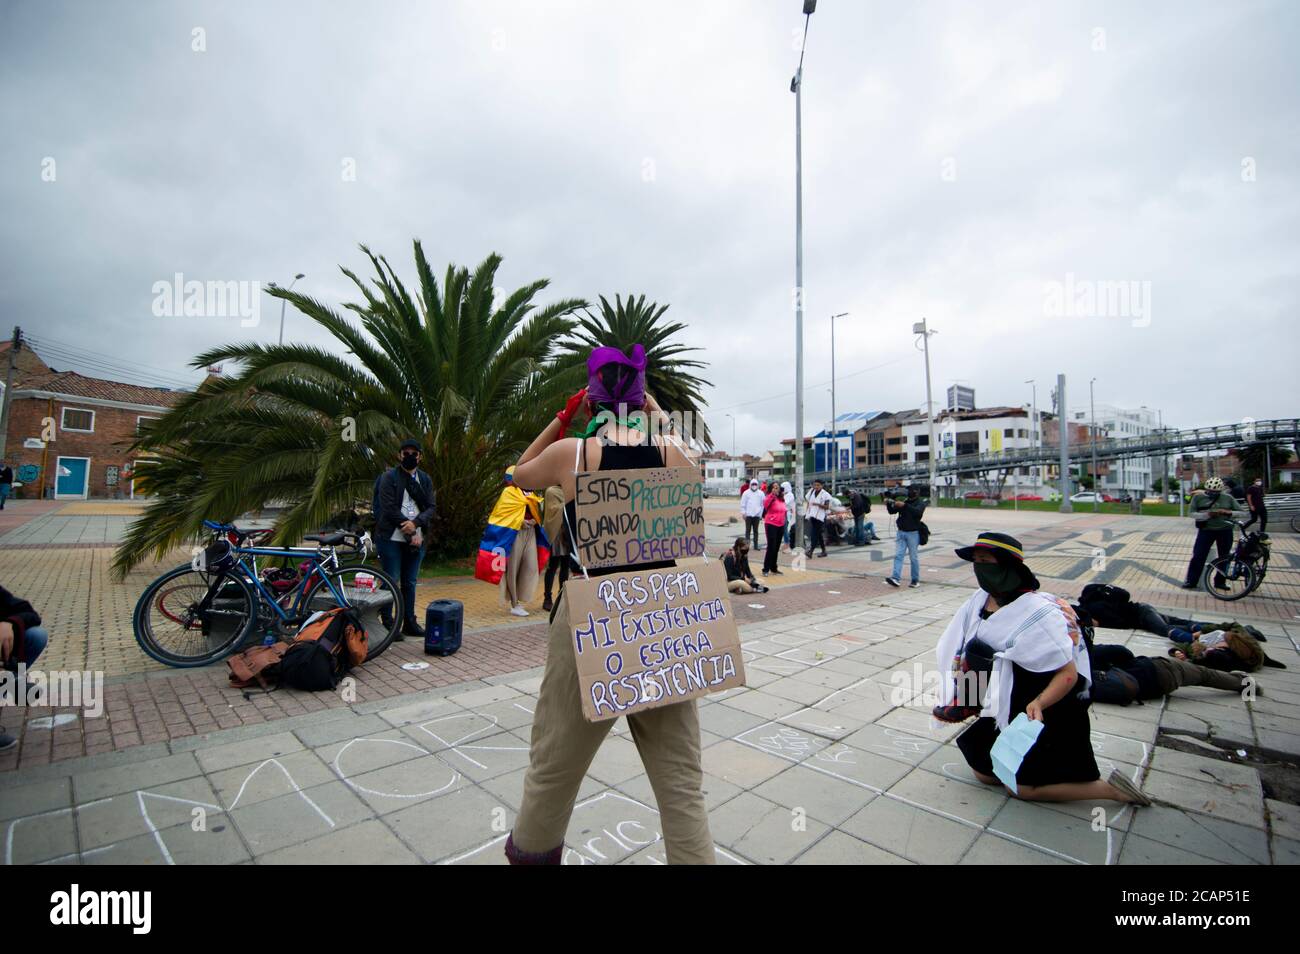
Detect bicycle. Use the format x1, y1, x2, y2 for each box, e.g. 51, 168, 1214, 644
1202, 520, 1270, 602
132, 520, 404, 667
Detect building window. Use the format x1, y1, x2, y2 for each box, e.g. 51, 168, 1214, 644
914, 435, 929, 447
1003, 428, 1014, 438
136, 416, 160, 435
61, 408, 95, 433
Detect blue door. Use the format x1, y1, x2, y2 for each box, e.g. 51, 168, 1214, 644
55, 457, 90, 498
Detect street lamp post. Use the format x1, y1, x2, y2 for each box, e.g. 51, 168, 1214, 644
791, 0, 817, 551
830, 311, 848, 493
1090, 377, 1099, 512
724, 413, 736, 458
913, 319, 937, 498
1025, 379, 1038, 494
277, 273, 306, 345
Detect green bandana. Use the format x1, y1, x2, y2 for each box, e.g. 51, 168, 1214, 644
579, 410, 648, 438
974, 562, 1021, 595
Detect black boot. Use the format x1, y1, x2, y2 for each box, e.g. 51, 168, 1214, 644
402, 618, 425, 638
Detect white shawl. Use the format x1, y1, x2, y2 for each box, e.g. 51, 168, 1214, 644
936, 590, 1092, 730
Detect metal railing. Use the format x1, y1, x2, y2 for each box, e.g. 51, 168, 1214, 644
807, 418, 1300, 484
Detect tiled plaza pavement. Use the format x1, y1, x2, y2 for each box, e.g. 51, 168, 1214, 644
2, 498, 1298, 863
1, 574, 1298, 864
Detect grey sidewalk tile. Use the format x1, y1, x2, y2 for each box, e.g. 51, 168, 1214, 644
429, 731, 531, 783
1142, 768, 1265, 829
83, 816, 251, 865
72, 752, 202, 803
1118, 832, 1226, 865
260, 818, 421, 865
793, 829, 914, 864
230, 780, 372, 856
706, 790, 782, 847
447, 683, 523, 709
3, 808, 77, 864
1274, 836, 1300, 864
704, 738, 801, 789
726, 798, 830, 865
1148, 748, 1263, 793
775, 707, 870, 742
194, 731, 305, 774
0, 777, 72, 822
885, 768, 1007, 827
1266, 798, 1300, 842
374, 695, 462, 728
841, 795, 978, 864
720, 689, 806, 721
292, 712, 392, 747
959, 832, 1070, 865
0, 742, 174, 789
842, 722, 943, 767
342, 753, 469, 814
76, 777, 222, 851
208, 749, 337, 812
387, 785, 518, 862
1128, 805, 1268, 865
317, 729, 432, 776
752, 764, 875, 827
696, 703, 773, 740
987, 799, 1114, 866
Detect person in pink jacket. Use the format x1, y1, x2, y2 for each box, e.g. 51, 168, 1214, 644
762, 486, 787, 575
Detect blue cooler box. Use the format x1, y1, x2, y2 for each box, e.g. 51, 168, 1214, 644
424, 599, 464, 656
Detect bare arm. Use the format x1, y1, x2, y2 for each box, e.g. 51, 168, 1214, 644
1026, 660, 1078, 720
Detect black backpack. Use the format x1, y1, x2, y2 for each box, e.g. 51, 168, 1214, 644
279, 608, 362, 691
1078, 583, 1136, 629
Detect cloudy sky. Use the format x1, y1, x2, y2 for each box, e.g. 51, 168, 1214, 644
3, 0, 1297, 454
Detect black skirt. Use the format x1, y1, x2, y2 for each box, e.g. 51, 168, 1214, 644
956, 663, 1100, 787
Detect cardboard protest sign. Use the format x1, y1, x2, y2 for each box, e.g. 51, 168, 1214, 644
572, 466, 705, 570
566, 561, 746, 722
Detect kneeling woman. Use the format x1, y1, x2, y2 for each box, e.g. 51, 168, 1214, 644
936, 532, 1150, 806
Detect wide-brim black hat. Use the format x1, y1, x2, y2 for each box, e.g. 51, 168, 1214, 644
955, 531, 1040, 590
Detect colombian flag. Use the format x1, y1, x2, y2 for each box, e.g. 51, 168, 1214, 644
474, 486, 551, 584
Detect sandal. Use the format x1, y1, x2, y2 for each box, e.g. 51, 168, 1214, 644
1107, 769, 1152, 807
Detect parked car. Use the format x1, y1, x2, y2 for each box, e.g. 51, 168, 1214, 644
964, 492, 987, 500
1010, 494, 1043, 501
1069, 491, 1107, 503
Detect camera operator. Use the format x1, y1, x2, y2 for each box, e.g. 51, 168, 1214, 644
885, 485, 927, 588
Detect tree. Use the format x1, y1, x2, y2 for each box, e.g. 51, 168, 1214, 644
563, 294, 713, 447
113, 244, 585, 576
1236, 442, 1293, 484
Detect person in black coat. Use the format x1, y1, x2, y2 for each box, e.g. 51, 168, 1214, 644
373, 438, 436, 638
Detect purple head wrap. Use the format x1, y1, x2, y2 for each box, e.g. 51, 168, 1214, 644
586, 344, 648, 408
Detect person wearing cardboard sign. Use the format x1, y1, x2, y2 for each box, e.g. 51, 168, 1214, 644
504, 344, 716, 865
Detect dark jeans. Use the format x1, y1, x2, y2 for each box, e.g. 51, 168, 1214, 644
762, 523, 784, 573
744, 515, 763, 549
1243, 509, 1268, 534
377, 536, 423, 624
808, 517, 826, 555
544, 554, 570, 600
1184, 527, 1233, 587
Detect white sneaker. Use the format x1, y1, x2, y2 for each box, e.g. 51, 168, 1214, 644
510, 606, 529, 617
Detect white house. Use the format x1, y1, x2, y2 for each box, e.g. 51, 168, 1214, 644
1070, 403, 1162, 495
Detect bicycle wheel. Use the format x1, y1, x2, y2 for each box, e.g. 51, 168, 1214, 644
300, 564, 403, 660
1292, 514, 1300, 533
133, 564, 258, 666
1202, 556, 1256, 601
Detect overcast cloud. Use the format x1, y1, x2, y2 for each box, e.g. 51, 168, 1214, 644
3, 0, 1297, 455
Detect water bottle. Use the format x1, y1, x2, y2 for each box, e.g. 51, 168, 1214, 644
263, 631, 276, 647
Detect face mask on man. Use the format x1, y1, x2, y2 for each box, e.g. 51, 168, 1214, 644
974, 562, 1021, 595
401, 452, 419, 470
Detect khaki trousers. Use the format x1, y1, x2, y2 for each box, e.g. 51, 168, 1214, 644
510, 590, 716, 864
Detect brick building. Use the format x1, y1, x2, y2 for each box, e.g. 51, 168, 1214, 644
1, 344, 182, 499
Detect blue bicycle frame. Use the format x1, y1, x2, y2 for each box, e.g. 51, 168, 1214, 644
203, 520, 351, 623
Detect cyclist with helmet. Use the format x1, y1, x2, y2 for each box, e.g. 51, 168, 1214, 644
1181, 476, 1242, 590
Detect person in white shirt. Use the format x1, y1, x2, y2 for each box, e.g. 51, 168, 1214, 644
740, 479, 765, 550
804, 479, 833, 557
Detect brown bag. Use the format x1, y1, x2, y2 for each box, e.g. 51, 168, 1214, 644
226, 642, 290, 689
294, 607, 368, 669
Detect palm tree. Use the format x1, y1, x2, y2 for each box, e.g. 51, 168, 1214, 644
564, 294, 713, 447
113, 243, 585, 577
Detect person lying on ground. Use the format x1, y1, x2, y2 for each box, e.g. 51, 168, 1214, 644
1089, 643, 1253, 707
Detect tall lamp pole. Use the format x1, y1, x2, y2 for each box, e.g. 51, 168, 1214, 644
1090, 377, 1099, 512
791, 0, 817, 549
830, 311, 848, 493
277, 272, 306, 345
1025, 379, 1038, 493
724, 413, 736, 458
913, 318, 937, 497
